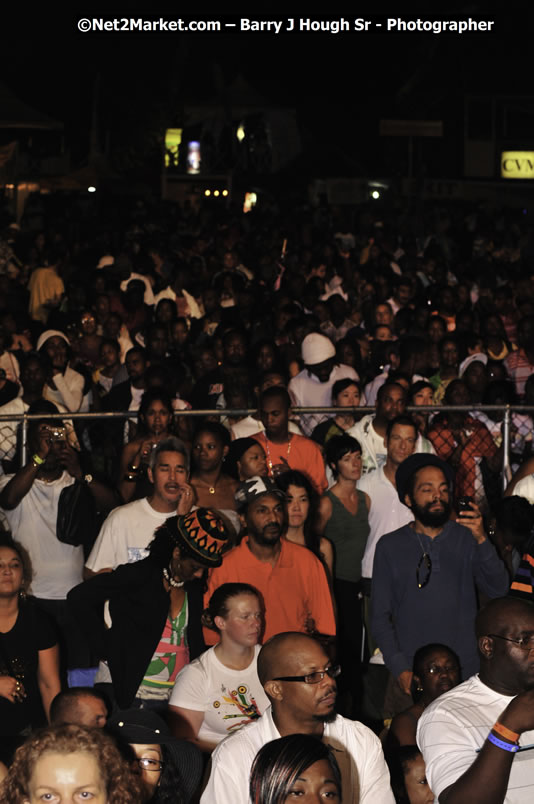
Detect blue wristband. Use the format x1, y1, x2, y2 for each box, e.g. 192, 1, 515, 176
488, 733, 519, 753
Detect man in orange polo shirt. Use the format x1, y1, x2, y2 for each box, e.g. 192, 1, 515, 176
203, 476, 335, 645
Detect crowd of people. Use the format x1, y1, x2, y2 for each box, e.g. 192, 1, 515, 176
0, 196, 534, 801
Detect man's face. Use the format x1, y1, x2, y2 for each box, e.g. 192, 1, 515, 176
386, 424, 417, 467
406, 466, 451, 528
245, 494, 285, 546
487, 608, 534, 693
224, 334, 246, 366
307, 358, 335, 384
75, 695, 108, 728
377, 386, 406, 421
260, 395, 289, 439
275, 639, 337, 723
126, 351, 146, 381
148, 328, 168, 358
464, 362, 488, 396
21, 359, 45, 395
148, 450, 189, 508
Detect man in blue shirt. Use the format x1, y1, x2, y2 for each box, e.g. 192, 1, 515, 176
371, 454, 508, 702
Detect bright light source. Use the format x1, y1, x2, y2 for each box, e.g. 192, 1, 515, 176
371, 190, 380, 200
236, 124, 245, 142
243, 192, 258, 213
214, 190, 220, 197
88, 186, 97, 193
205, 189, 211, 196
222, 189, 228, 197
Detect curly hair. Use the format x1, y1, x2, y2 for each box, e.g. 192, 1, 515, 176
0, 724, 144, 804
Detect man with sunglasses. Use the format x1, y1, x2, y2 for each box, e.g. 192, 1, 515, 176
370, 454, 508, 706
418, 597, 534, 803
201, 632, 394, 803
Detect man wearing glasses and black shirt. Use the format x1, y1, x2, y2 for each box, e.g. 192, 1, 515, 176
201, 632, 394, 803
370, 454, 508, 709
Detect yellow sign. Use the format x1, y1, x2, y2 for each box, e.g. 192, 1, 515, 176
165, 129, 182, 168
501, 151, 534, 179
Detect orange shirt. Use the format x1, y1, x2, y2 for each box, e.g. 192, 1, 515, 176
253, 433, 328, 495
204, 538, 336, 645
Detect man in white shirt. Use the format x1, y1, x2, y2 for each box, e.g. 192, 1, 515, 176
418, 596, 534, 803
201, 632, 394, 804
349, 382, 434, 474
358, 415, 417, 589
288, 333, 358, 436
85, 436, 193, 575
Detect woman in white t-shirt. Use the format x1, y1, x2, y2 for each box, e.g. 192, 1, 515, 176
168, 583, 269, 753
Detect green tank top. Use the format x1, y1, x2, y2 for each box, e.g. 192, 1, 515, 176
325, 489, 370, 583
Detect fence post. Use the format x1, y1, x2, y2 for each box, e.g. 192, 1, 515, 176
21, 414, 28, 467
502, 405, 511, 491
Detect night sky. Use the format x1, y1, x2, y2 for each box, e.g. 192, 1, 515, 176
0, 3, 527, 177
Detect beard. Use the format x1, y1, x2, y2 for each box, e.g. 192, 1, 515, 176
411, 498, 451, 528
252, 523, 283, 546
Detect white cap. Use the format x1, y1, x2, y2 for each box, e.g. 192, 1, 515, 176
301, 333, 336, 365
36, 330, 70, 351
459, 352, 488, 377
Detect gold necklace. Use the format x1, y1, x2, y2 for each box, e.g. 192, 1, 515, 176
263, 433, 292, 475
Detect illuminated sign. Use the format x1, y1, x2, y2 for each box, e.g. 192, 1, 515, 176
501, 151, 534, 179
165, 129, 182, 168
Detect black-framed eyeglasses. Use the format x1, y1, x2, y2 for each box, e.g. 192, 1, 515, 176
273, 665, 341, 684
489, 634, 534, 652
416, 552, 432, 589
135, 758, 165, 772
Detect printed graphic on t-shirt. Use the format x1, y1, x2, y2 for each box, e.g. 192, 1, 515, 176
127, 547, 150, 563
212, 683, 262, 734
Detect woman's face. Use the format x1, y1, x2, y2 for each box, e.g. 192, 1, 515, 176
335, 384, 360, 408
415, 648, 460, 703
100, 343, 119, 368
193, 432, 226, 472
285, 484, 311, 529
412, 387, 434, 407
217, 593, 262, 647
23, 751, 107, 804
335, 450, 362, 483
238, 444, 267, 480
143, 399, 172, 436
45, 336, 68, 370
0, 547, 23, 598
403, 755, 434, 804
131, 743, 163, 801
284, 758, 340, 802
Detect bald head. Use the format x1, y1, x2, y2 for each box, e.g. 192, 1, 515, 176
258, 632, 324, 686
476, 597, 534, 641
50, 688, 109, 729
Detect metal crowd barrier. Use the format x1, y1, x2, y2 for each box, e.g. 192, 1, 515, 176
1, 404, 533, 492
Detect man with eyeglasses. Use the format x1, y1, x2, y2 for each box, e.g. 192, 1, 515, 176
201, 632, 394, 803
418, 597, 534, 803
370, 454, 508, 710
